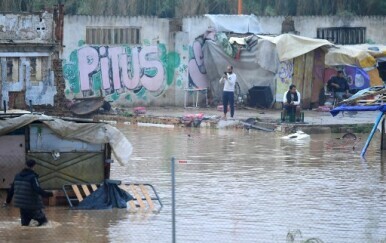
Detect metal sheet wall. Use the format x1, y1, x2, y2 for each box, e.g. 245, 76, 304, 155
28, 152, 105, 189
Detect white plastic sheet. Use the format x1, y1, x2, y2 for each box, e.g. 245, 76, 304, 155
0, 114, 132, 166
205, 14, 263, 34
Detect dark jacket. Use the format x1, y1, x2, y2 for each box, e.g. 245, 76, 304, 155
6, 168, 52, 210
327, 76, 350, 93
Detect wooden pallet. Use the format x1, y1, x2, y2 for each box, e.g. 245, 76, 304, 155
119, 183, 162, 212
62, 182, 162, 212
356, 94, 386, 105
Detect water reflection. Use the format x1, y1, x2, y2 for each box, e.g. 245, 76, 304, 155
1, 127, 386, 242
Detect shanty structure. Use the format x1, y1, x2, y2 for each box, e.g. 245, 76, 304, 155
0, 113, 132, 190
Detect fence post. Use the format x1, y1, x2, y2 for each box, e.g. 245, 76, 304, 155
171, 157, 176, 243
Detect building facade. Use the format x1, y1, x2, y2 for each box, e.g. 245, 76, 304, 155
0, 11, 60, 110
58, 15, 386, 107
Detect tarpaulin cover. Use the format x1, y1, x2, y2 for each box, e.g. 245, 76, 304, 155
330, 105, 386, 116
257, 34, 332, 61
324, 67, 370, 90
0, 114, 132, 165
205, 14, 262, 34
76, 180, 134, 210
203, 37, 277, 103
325, 44, 386, 69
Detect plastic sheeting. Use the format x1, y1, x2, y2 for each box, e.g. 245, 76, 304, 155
330, 105, 386, 116
324, 67, 370, 90
202, 37, 277, 103
0, 114, 132, 166
205, 14, 262, 34
325, 44, 386, 68
257, 34, 332, 61
76, 180, 134, 210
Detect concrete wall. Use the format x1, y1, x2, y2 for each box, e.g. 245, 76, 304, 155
292, 16, 386, 43
0, 12, 53, 41
62, 15, 188, 107
239, 16, 386, 43
0, 12, 56, 109
183, 15, 386, 43
61, 15, 386, 107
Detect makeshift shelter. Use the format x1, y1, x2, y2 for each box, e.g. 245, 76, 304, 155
325, 44, 386, 86
200, 30, 334, 109
203, 34, 278, 108
196, 15, 386, 109
257, 34, 333, 108
0, 113, 132, 190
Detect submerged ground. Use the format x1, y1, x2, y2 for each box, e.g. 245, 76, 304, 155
1, 125, 386, 242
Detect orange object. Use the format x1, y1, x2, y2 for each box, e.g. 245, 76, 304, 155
238, 0, 243, 15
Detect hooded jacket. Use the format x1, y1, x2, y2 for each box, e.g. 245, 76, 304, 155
6, 168, 52, 210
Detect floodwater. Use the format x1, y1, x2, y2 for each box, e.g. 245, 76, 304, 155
1, 126, 386, 243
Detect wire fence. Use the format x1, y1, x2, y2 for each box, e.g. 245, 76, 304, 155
2, 150, 386, 243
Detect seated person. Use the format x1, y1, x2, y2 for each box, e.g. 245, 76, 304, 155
327, 70, 351, 100
282, 84, 301, 122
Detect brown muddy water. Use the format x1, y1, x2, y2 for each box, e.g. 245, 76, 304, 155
1, 126, 386, 243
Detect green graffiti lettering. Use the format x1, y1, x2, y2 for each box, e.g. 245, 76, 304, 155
158, 43, 180, 86
166, 52, 180, 86
176, 79, 182, 87
158, 43, 167, 64
189, 46, 194, 60
78, 40, 85, 47
143, 39, 151, 46
64, 42, 182, 103
144, 67, 158, 77
63, 50, 80, 94
111, 92, 120, 101
136, 87, 147, 100
92, 72, 102, 90
125, 46, 131, 55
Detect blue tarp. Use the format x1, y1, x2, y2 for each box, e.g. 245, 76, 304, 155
76, 180, 134, 210
330, 105, 386, 116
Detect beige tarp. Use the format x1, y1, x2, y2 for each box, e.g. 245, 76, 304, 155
325, 44, 386, 68
257, 34, 332, 61
0, 114, 132, 166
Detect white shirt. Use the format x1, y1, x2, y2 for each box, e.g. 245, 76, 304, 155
220, 72, 237, 92
283, 90, 301, 105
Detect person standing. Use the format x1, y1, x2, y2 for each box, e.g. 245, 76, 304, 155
3, 159, 53, 226
219, 65, 237, 120
282, 84, 301, 122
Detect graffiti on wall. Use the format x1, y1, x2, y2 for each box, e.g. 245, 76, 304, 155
188, 29, 216, 89
275, 60, 294, 101
188, 36, 208, 88
63, 42, 180, 102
